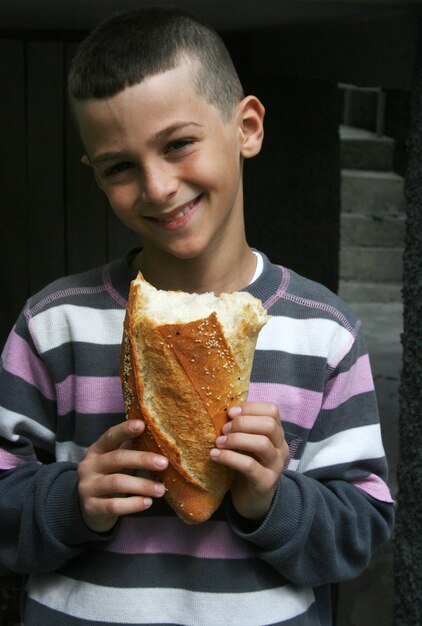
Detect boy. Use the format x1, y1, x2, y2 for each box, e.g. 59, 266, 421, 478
0, 7, 394, 625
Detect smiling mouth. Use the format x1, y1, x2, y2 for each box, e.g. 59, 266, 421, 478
149, 195, 202, 224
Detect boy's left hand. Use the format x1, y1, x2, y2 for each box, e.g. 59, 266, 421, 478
210, 402, 289, 522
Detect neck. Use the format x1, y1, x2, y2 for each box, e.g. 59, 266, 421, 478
132, 242, 257, 295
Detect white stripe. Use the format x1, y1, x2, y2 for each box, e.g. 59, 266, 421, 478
257, 316, 354, 366
27, 573, 315, 625
0, 415, 87, 464
0, 407, 54, 445
55, 440, 87, 463
28, 305, 125, 353
299, 423, 386, 473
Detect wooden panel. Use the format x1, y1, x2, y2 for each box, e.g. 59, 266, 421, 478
26, 40, 66, 295
0, 39, 27, 349
107, 209, 141, 261
243, 75, 340, 292
65, 42, 109, 275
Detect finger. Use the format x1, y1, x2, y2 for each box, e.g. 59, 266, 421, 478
87, 472, 167, 499
92, 495, 156, 519
210, 447, 263, 481
94, 448, 168, 475
228, 402, 280, 420
91, 419, 146, 454
222, 415, 284, 447
210, 446, 283, 498
215, 432, 278, 466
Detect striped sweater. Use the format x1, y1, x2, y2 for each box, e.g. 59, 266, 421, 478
0, 250, 394, 626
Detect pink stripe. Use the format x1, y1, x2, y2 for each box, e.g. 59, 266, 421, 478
2, 330, 55, 400
105, 517, 255, 559
55, 376, 124, 416
248, 382, 322, 430
322, 355, 375, 410
0, 448, 37, 470
353, 474, 395, 504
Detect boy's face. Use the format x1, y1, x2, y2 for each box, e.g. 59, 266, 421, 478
73, 61, 263, 263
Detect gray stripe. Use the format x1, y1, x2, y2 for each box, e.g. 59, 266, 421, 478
56, 413, 123, 449
308, 392, 379, 442
252, 350, 326, 392
59, 552, 289, 592
304, 457, 389, 484
47, 342, 120, 381
0, 370, 56, 432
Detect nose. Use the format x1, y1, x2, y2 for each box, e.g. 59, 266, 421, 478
140, 161, 178, 204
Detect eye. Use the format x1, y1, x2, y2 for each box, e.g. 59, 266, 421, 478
105, 161, 133, 177
166, 139, 193, 154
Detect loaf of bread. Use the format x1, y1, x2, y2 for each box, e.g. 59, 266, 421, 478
120, 273, 269, 524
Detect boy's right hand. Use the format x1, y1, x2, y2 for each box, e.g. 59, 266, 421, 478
78, 419, 168, 533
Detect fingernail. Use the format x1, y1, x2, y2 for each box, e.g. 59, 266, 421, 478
130, 420, 143, 432
222, 422, 232, 434
154, 457, 168, 468
215, 435, 227, 446
154, 483, 166, 496
210, 448, 221, 458
228, 406, 241, 418
143, 497, 153, 508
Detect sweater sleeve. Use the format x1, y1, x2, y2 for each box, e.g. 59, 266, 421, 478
0, 315, 115, 574
227, 318, 395, 586
227, 471, 394, 586
0, 462, 115, 573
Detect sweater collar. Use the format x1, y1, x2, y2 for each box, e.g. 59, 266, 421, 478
243, 251, 289, 310
106, 248, 288, 312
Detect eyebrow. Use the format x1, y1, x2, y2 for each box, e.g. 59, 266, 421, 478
91, 151, 126, 166
91, 121, 203, 166
152, 121, 203, 142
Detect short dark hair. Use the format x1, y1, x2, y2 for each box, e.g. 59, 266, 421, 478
68, 7, 244, 120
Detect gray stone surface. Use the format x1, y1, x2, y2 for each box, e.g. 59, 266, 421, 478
340, 212, 406, 248
340, 125, 395, 171
341, 169, 405, 215
340, 246, 403, 282
339, 128, 405, 303
338, 280, 402, 303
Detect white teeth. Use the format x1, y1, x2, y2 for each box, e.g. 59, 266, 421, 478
158, 200, 195, 222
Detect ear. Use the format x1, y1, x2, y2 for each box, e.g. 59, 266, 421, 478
81, 154, 91, 167
237, 96, 265, 159
81, 154, 104, 190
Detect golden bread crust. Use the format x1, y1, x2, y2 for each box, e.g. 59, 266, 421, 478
120, 274, 268, 524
